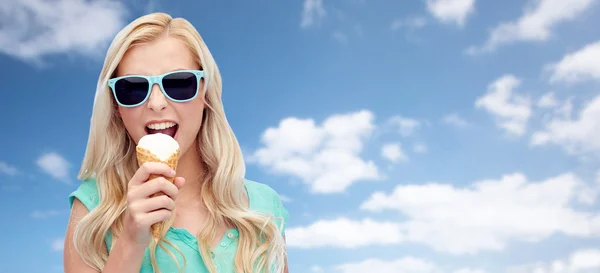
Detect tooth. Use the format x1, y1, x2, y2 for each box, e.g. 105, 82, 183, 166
147, 122, 176, 130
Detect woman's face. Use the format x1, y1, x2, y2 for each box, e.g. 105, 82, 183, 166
115, 35, 205, 159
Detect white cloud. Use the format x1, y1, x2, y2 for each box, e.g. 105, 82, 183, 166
336, 257, 441, 273
334, 257, 486, 273
286, 171, 600, 255
453, 269, 486, 273
547, 40, 600, 83
475, 75, 532, 136
389, 116, 422, 136
531, 94, 600, 154
443, 113, 469, 127
466, 0, 596, 54
0, 0, 128, 64
301, 0, 326, 29
413, 143, 428, 153
390, 16, 429, 43
360, 172, 600, 255
0, 161, 18, 176
286, 218, 403, 248
31, 210, 65, 219
507, 248, 600, 273
332, 30, 348, 44
249, 110, 381, 193
391, 16, 428, 31
537, 92, 559, 108
579, 170, 600, 205
543, 95, 575, 119
279, 194, 292, 203
381, 143, 408, 163
36, 152, 71, 184
51, 237, 64, 251
310, 265, 325, 273
426, 0, 476, 27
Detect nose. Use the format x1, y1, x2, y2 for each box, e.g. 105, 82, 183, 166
146, 83, 167, 111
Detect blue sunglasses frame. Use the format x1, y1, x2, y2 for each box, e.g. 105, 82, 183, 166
107, 69, 205, 108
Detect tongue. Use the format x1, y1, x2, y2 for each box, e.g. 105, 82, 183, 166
148, 126, 177, 138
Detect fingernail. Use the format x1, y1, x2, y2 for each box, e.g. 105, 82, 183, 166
170, 169, 176, 176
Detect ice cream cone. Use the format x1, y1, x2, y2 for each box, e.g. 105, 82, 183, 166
135, 133, 180, 241
136, 146, 180, 183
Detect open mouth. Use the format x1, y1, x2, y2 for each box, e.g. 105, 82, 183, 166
145, 121, 179, 138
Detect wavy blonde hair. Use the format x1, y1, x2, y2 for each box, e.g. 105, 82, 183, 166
73, 12, 286, 273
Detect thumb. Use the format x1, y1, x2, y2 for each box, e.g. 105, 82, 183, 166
173, 177, 186, 190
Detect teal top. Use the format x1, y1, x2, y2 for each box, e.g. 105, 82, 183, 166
68, 178, 290, 273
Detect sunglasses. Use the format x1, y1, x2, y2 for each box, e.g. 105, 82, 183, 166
108, 69, 204, 107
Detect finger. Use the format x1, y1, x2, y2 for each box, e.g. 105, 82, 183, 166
133, 177, 179, 200
130, 162, 176, 186
139, 209, 172, 226
173, 177, 185, 190
129, 195, 175, 214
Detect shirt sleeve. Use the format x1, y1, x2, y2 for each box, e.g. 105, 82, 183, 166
273, 191, 290, 236
245, 179, 291, 237
68, 178, 100, 212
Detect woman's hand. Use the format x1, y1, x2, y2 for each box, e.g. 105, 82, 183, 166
121, 162, 185, 247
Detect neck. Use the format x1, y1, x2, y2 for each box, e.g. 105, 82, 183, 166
174, 141, 204, 205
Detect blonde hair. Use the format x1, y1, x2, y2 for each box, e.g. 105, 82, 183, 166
73, 12, 286, 273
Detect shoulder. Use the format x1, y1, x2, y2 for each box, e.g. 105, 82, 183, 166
244, 179, 290, 233
244, 179, 285, 212
68, 178, 100, 212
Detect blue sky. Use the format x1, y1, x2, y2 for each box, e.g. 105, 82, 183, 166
1, 0, 600, 272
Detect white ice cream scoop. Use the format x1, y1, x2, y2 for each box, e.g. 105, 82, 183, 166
137, 133, 180, 161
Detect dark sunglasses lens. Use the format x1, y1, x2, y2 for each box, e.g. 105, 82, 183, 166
162, 72, 198, 101
114, 77, 149, 105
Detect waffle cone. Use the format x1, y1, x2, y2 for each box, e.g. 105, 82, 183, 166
136, 146, 180, 241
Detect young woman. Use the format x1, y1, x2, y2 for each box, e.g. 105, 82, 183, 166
63, 12, 289, 273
